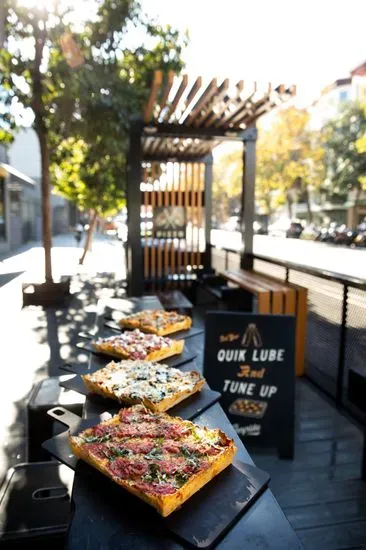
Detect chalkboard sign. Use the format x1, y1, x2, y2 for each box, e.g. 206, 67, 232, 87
154, 206, 186, 238
204, 312, 295, 458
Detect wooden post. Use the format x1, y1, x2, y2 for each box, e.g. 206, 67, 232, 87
203, 153, 213, 271
126, 122, 143, 296
240, 127, 257, 270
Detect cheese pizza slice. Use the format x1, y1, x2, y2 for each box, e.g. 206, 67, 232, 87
69, 404, 236, 516
82, 360, 205, 412
119, 309, 192, 336
92, 329, 184, 362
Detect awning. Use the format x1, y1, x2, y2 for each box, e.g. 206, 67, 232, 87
0, 162, 36, 185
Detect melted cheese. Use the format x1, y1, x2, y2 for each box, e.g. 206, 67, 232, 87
88, 360, 201, 403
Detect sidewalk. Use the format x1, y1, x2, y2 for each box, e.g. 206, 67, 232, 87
0, 233, 127, 482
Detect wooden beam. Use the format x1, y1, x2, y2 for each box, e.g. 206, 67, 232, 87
215, 83, 257, 128
178, 77, 202, 121
163, 74, 188, 123
183, 78, 218, 125
158, 70, 175, 120
203, 80, 244, 127
144, 70, 163, 123
194, 78, 229, 127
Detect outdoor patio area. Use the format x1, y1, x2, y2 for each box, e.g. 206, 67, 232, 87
0, 251, 365, 548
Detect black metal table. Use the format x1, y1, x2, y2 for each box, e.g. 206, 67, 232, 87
65, 296, 303, 549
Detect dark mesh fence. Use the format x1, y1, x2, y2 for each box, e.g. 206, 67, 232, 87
211, 245, 366, 421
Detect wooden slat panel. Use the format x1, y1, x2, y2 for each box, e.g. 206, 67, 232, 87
151, 163, 156, 283
177, 163, 183, 284
196, 163, 203, 267
164, 165, 169, 282
271, 290, 283, 314
184, 162, 189, 272
190, 163, 196, 269
258, 292, 271, 313
143, 166, 149, 280
295, 287, 307, 377
171, 162, 176, 285
144, 70, 163, 123
284, 288, 296, 314
156, 163, 163, 283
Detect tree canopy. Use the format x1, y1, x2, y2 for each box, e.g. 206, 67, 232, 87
0, 0, 187, 275
322, 101, 366, 203
212, 106, 326, 224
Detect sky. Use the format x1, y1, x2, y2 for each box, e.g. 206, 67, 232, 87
141, 0, 366, 106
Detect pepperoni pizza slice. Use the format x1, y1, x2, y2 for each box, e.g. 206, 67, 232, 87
92, 329, 184, 362
119, 309, 192, 336
70, 405, 236, 517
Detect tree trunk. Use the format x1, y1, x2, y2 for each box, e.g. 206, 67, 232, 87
38, 130, 53, 283
304, 188, 313, 224
79, 210, 98, 265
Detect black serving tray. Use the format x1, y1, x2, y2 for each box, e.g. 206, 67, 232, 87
42, 407, 270, 549
59, 375, 221, 421
103, 321, 204, 340
62, 344, 197, 375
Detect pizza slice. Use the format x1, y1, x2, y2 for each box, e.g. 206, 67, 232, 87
119, 309, 192, 336
82, 360, 205, 412
69, 404, 236, 516
92, 329, 184, 362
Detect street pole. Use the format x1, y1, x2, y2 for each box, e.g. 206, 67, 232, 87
240, 127, 257, 270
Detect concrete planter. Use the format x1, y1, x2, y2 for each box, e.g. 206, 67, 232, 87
22, 277, 71, 307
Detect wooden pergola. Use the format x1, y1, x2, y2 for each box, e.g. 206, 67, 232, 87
127, 70, 295, 295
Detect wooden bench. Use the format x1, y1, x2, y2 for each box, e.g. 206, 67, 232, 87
221, 269, 307, 377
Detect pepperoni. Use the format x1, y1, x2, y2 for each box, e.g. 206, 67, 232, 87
162, 441, 181, 454
85, 443, 109, 460
157, 458, 187, 475
115, 422, 165, 439
162, 422, 190, 439
123, 439, 155, 455
133, 481, 177, 495
109, 458, 148, 479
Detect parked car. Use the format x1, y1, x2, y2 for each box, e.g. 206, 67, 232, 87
300, 224, 320, 241
316, 222, 338, 243
253, 221, 268, 235
352, 230, 366, 247
286, 222, 303, 239
268, 218, 291, 238
224, 216, 241, 232
333, 224, 358, 246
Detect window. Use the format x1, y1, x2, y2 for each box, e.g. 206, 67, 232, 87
0, 177, 6, 240
339, 90, 348, 102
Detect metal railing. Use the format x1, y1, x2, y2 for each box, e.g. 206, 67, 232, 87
211, 245, 366, 422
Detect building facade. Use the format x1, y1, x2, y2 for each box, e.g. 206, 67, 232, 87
0, 128, 71, 255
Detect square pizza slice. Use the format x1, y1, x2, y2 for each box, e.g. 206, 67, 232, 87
92, 329, 184, 362
119, 309, 192, 336
82, 360, 205, 412
69, 404, 236, 516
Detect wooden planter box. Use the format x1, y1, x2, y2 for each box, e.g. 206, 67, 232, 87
22, 277, 71, 307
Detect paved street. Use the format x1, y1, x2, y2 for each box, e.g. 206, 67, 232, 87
211, 230, 366, 280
